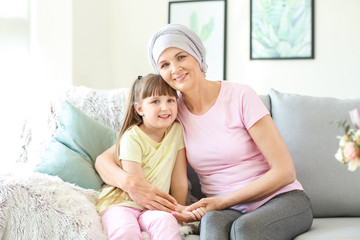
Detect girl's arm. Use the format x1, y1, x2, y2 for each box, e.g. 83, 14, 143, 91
170, 148, 188, 205
170, 148, 203, 222
95, 144, 177, 211
174, 115, 296, 221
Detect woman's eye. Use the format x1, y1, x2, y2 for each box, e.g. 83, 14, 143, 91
178, 55, 186, 60
161, 63, 169, 69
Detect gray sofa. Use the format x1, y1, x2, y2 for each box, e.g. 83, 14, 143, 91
8, 86, 360, 239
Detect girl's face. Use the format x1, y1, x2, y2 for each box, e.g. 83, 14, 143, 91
135, 94, 178, 132
157, 47, 203, 92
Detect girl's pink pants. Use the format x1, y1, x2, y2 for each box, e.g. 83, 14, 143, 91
100, 205, 182, 240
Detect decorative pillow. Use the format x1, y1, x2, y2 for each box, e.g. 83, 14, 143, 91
17, 86, 129, 166
269, 89, 360, 217
34, 100, 118, 190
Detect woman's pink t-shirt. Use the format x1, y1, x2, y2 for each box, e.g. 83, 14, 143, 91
177, 81, 303, 213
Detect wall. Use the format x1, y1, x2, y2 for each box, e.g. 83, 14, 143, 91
77, 0, 359, 99
109, 0, 169, 88
32, 0, 72, 87
72, 0, 114, 89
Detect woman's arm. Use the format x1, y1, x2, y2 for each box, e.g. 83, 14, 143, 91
170, 148, 188, 205
95, 144, 178, 212
217, 114, 296, 208
120, 159, 144, 176
180, 115, 296, 217
95, 145, 126, 187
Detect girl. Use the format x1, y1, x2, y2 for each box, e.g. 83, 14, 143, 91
96, 74, 190, 240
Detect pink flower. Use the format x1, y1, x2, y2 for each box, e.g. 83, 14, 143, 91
343, 141, 359, 160
349, 108, 360, 129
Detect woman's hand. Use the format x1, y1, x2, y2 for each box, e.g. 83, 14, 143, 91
125, 173, 178, 212
171, 197, 224, 223
95, 145, 178, 212
186, 197, 223, 213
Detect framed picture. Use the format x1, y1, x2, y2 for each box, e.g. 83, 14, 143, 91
250, 0, 314, 60
169, 0, 226, 80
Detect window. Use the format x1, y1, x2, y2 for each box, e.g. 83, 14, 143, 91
0, 0, 30, 57
0, 0, 31, 171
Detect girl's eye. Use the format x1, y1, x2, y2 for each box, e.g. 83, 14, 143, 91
151, 100, 159, 104
168, 99, 175, 103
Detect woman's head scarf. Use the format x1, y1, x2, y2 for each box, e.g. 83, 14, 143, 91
148, 23, 208, 75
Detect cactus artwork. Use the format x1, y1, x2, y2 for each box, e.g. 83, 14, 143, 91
251, 0, 313, 59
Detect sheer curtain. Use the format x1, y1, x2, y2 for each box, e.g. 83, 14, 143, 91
1, 0, 95, 171
0, 0, 34, 171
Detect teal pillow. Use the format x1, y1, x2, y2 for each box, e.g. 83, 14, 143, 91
34, 100, 118, 190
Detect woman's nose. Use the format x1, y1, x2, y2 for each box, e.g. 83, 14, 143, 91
171, 64, 176, 74
171, 63, 182, 74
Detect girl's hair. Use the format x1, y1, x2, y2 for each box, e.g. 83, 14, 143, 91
96, 73, 177, 207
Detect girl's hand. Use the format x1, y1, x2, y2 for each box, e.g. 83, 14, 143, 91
172, 204, 207, 223
125, 174, 178, 212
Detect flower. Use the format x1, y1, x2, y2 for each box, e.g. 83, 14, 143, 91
354, 129, 360, 143
334, 108, 360, 171
343, 142, 358, 160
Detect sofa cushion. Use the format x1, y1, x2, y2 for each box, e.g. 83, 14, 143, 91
269, 89, 360, 217
293, 218, 360, 239
34, 101, 118, 190
259, 94, 271, 114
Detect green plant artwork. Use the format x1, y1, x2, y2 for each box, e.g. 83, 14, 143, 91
189, 12, 215, 55
251, 0, 313, 59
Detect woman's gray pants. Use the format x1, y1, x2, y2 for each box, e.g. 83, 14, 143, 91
199, 190, 313, 240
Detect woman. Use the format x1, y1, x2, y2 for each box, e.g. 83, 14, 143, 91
95, 24, 313, 239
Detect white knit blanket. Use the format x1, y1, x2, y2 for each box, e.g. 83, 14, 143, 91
0, 171, 198, 240
0, 171, 107, 240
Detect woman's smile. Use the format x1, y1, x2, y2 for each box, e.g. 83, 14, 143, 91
174, 73, 188, 82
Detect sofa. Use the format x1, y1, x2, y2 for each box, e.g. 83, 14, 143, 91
1, 85, 360, 239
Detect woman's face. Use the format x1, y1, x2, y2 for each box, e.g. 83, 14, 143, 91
157, 47, 203, 92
